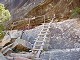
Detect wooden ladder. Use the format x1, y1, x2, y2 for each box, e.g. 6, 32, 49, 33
32, 19, 53, 58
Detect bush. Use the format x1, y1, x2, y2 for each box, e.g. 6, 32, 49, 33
0, 24, 5, 40
71, 7, 80, 18
0, 3, 11, 40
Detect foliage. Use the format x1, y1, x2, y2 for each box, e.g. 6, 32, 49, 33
0, 24, 5, 40
0, 3, 11, 22
0, 3, 11, 40
71, 7, 80, 18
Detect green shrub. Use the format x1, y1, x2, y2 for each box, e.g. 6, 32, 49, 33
71, 7, 80, 18
0, 24, 5, 40
0, 3, 11, 40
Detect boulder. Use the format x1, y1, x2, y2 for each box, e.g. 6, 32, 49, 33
40, 48, 80, 60
1, 43, 13, 55
2, 34, 11, 47
6, 56, 32, 60
22, 26, 43, 44
49, 18, 80, 49
2, 48, 13, 56
2, 30, 23, 47
0, 53, 7, 60
12, 38, 32, 52
9, 30, 23, 39
10, 52, 34, 59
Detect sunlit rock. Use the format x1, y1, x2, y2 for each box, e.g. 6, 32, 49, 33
12, 38, 32, 52
2, 34, 11, 47
0, 53, 7, 60
40, 48, 80, 60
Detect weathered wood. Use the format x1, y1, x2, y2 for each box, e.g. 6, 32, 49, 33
32, 19, 53, 58
1, 43, 13, 53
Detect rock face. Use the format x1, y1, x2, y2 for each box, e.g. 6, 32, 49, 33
3, 18, 80, 48
1, 18, 80, 60
21, 25, 43, 44
1, 0, 80, 30
2, 34, 11, 47
13, 38, 32, 49
12, 38, 32, 52
6, 56, 32, 60
40, 48, 80, 60
8, 30, 23, 39
22, 18, 80, 50
5, 0, 80, 30
21, 18, 80, 60
0, 0, 45, 21
0, 53, 7, 60
49, 19, 80, 49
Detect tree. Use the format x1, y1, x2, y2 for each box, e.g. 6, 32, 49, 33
0, 3, 11, 40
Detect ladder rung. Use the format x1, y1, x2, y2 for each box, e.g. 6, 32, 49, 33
42, 28, 48, 30
34, 42, 43, 46
34, 58, 41, 60
43, 25, 51, 28
33, 49, 43, 51
36, 39, 44, 41
35, 40, 45, 42
35, 42, 43, 45
33, 46, 43, 50
40, 31, 50, 33
37, 36, 49, 39
42, 29, 49, 31
36, 36, 49, 39
38, 33, 48, 36
40, 32, 47, 34
38, 35, 45, 37
48, 26, 51, 28
35, 38, 48, 41
43, 26, 48, 28
38, 34, 45, 35
34, 44, 44, 46
42, 23, 48, 25
34, 42, 44, 46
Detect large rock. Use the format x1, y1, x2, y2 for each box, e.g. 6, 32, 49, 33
21, 18, 80, 50
9, 52, 34, 59
2, 34, 11, 47
6, 56, 32, 60
2, 30, 23, 47
22, 25, 43, 44
9, 30, 22, 39
22, 18, 80, 50
12, 38, 32, 52
49, 18, 80, 49
0, 53, 7, 60
40, 48, 80, 60
3, 18, 80, 50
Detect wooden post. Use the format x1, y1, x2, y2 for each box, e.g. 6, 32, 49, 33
43, 15, 45, 23
28, 18, 30, 30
